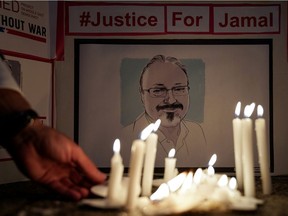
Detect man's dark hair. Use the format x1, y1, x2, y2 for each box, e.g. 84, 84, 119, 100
139, 55, 189, 91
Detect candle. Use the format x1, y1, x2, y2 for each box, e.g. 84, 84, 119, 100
164, 148, 177, 182
107, 139, 124, 203
217, 174, 228, 187
242, 103, 256, 197
126, 139, 145, 210
194, 168, 203, 185
205, 154, 217, 184
255, 105, 272, 195
142, 119, 161, 196
232, 101, 243, 190
229, 177, 238, 190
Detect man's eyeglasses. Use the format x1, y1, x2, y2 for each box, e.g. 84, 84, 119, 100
143, 86, 190, 98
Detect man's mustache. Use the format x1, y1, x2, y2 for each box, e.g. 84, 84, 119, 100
156, 103, 184, 112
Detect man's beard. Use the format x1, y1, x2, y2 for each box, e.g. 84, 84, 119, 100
166, 112, 175, 121
159, 112, 181, 127
156, 102, 184, 127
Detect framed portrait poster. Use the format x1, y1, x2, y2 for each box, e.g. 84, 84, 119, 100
74, 39, 273, 173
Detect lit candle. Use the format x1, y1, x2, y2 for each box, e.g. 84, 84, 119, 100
242, 103, 256, 197
229, 177, 238, 190
255, 105, 272, 195
212, 174, 230, 203
126, 138, 145, 210
232, 101, 243, 190
164, 148, 176, 182
206, 154, 217, 185
193, 168, 203, 185
167, 172, 187, 192
179, 171, 193, 194
208, 153, 217, 167
107, 139, 124, 203
142, 119, 161, 196
217, 174, 229, 187
150, 183, 170, 201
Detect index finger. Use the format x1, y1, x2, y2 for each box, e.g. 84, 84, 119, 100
71, 145, 107, 184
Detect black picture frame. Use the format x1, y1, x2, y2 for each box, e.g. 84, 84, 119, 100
74, 38, 273, 174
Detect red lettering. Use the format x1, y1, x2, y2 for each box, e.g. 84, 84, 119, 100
148, 16, 157, 26
91, 12, 158, 28
172, 12, 182, 26
114, 15, 124, 27
184, 16, 194, 26
219, 13, 273, 28
138, 16, 147, 27
172, 12, 203, 27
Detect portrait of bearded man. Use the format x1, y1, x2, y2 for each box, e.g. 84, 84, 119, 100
121, 54, 208, 168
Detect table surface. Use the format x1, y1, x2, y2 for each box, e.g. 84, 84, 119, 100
0, 176, 287, 216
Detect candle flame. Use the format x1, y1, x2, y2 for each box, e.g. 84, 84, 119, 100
244, 102, 255, 118
150, 183, 170, 201
218, 174, 228, 187
194, 168, 203, 184
140, 123, 154, 140
113, 138, 120, 153
257, 105, 264, 117
229, 177, 238, 190
207, 166, 215, 176
168, 148, 176, 158
208, 154, 217, 166
153, 119, 161, 131
167, 172, 187, 192
235, 101, 241, 116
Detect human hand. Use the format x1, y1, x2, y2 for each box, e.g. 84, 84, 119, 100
6, 122, 107, 201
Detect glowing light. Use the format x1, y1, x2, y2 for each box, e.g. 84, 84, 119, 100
168, 148, 176, 158
235, 101, 241, 116
244, 103, 255, 118
150, 183, 170, 201
167, 172, 187, 192
153, 119, 161, 131
113, 139, 120, 153
208, 154, 217, 166
229, 177, 238, 190
207, 166, 215, 176
218, 174, 228, 187
179, 171, 193, 193
194, 168, 203, 184
140, 123, 154, 140
257, 105, 264, 117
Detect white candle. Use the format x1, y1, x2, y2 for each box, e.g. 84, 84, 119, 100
255, 105, 272, 195
242, 103, 256, 197
164, 148, 177, 182
232, 102, 243, 190
107, 139, 124, 203
126, 139, 145, 210
206, 154, 217, 184
142, 120, 160, 196
229, 177, 238, 190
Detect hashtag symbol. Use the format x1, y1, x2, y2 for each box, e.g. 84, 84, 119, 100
79, 11, 91, 26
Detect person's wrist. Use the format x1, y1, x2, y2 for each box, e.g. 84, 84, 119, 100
0, 109, 39, 148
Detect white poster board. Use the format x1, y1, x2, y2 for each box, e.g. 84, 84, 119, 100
75, 39, 272, 173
